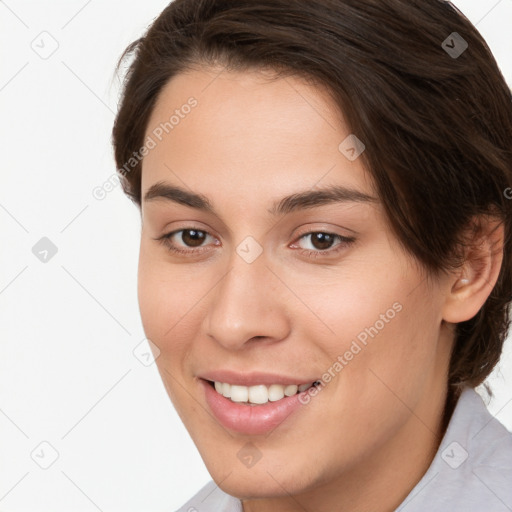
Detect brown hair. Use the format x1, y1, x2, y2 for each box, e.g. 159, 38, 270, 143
112, 0, 512, 397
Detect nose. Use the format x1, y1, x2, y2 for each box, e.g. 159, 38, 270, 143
205, 250, 290, 350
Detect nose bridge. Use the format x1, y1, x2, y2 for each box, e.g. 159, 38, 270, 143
205, 246, 289, 349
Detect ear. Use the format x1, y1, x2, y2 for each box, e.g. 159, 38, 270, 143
442, 215, 505, 323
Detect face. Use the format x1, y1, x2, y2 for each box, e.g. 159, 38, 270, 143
138, 67, 454, 505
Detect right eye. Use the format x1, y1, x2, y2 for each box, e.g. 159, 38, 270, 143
156, 228, 219, 255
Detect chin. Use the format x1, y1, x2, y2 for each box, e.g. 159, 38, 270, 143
202, 450, 321, 500
216, 474, 300, 500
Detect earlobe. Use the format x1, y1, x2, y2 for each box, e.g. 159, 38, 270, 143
442, 217, 504, 324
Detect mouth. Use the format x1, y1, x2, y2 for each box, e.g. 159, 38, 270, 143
200, 377, 322, 435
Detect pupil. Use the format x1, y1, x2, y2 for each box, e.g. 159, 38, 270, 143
183, 229, 206, 247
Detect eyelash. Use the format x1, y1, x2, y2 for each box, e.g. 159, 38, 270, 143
156, 228, 355, 259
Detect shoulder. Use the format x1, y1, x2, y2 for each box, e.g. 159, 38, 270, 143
398, 387, 512, 512
175, 480, 242, 512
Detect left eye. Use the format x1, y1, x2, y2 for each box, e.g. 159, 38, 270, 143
290, 231, 356, 258
295, 232, 343, 251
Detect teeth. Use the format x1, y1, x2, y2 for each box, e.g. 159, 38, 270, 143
268, 384, 285, 402
222, 382, 231, 398
250, 385, 268, 404
212, 381, 314, 404
284, 384, 298, 396
230, 385, 249, 403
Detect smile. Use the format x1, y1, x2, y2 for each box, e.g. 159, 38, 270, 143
213, 381, 319, 405
200, 377, 321, 435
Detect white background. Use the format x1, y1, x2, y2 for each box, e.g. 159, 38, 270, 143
0, 1, 511, 510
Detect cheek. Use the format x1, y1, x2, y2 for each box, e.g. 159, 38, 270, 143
137, 246, 190, 350
288, 263, 405, 353
137, 243, 215, 368
138, 239, 179, 316
298, 263, 440, 399
332, 284, 442, 430
137, 247, 204, 416
137, 250, 168, 340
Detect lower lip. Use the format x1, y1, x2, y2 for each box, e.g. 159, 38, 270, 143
201, 379, 308, 435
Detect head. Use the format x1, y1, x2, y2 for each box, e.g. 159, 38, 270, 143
112, 0, 512, 504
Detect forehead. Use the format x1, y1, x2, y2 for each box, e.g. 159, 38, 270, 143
141, 67, 376, 201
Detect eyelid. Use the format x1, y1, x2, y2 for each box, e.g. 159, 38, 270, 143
292, 224, 356, 240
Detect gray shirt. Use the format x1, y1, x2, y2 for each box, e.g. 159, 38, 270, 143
176, 387, 512, 511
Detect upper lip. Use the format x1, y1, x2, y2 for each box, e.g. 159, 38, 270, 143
198, 370, 317, 387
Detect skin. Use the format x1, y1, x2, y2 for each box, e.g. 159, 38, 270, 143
136, 66, 503, 512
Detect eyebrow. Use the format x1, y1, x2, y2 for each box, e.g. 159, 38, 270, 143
143, 181, 378, 216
